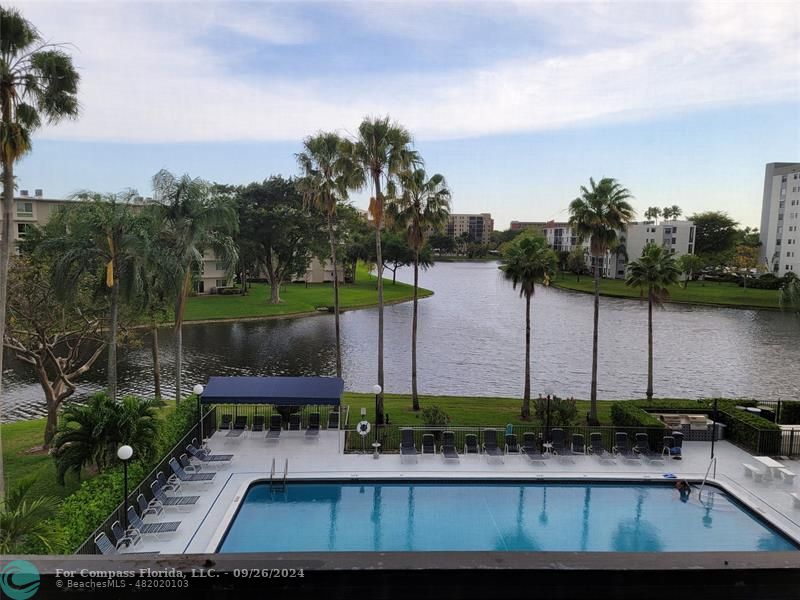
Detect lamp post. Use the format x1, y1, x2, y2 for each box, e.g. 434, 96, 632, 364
117, 445, 133, 532
544, 388, 553, 441
372, 385, 382, 425
193, 384, 205, 442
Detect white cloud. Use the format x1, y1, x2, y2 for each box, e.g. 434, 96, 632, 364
14, 0, 800, 143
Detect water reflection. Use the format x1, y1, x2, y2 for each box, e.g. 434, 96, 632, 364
4, 262, 800, 421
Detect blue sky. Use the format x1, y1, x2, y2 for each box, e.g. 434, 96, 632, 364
12, 1, 800, 229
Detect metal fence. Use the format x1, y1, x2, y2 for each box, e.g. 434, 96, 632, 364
74, 406, 217, 555
206, 403, 341, 430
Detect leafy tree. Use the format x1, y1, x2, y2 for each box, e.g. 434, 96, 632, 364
677, 253, 704, 288
52, 392, 159, 484
780, 273, 799, 314
43, 193, 141, 402
0, 6, 80, 411
236, 176, 327, 303
501, 234, 558, 419
4, 257, 106, 447
151, 170, 238, 401
0, 476, 59, 553
566, 247, 589, 281
569, 177, 635, 423
730, 244, 759, 288
388, 168, 451, 410
344, 117, 419, 424
296, 132, 359, 377
429, 232, 456, 254
625, 243, 681, 399
690, 211, 739, 260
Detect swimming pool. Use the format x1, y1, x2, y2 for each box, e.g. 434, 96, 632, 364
217, 481, 799, 553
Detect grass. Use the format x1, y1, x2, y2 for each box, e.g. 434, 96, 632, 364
551, 273, 781, 310
183, 263, 432, 322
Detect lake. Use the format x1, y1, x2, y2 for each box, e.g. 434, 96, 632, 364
3, 261, 799, 421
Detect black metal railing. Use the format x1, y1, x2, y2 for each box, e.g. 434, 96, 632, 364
207, 403, 341, 431
74, 406, 217, 555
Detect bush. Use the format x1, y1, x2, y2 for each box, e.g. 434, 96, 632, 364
421, 405, 449, 427
780, 402, 800, 425
736, 273, 786, 289
535, 396, 579, 426
611, 403, 667, 429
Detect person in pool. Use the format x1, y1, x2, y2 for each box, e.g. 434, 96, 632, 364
676, 480, 692, 502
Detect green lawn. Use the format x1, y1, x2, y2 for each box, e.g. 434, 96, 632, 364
552, 273, 781, 310
183, 263, 431, 322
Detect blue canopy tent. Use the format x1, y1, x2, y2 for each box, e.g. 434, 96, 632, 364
199, 376, 344, 406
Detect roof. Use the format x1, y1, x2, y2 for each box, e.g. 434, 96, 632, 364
199, 376, 344, 406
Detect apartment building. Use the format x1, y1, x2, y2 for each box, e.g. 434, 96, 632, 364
509, 220, 548, 235
623, 219, 696, 277
446, 213, 494, 244
291, 257, 345, 284
759, 162, 800, 275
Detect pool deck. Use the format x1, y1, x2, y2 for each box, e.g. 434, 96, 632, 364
133, 431, 800, 554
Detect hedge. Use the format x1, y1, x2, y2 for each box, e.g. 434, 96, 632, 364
780, 402, 800, 425
610, 403, 666, 428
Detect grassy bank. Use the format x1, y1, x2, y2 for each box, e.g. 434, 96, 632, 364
552, 273, 781, 310
183, 263, 432, 322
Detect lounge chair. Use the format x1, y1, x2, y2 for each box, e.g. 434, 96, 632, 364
482, 429, 504, 463
137, 493, 163, 519
441, 431, 459, 461
400, 428, 419, 462
613, 432, 641, 463
96, 532, 160, 556
289, 413, 301, 431
589, 432, 616, 464
571, 433, 586, 455
186, 444, 233, 464
464, 434, 480, 455
179, 453, 202, 473
226, 415, 247, 438
150, 480, 199, 510
505, 433, 520, 455
220, 414, 233, 430
126, 506, 180, 539
328, 411, 340, 430
521, 432, 548, 463
672, 431, 684, 460
168, 457, 215, 484
156, 471, 181, 494
550, 428, 566, 454
111, 520, 142, 550
266, 414, 282, 439
634, 433, 665, 464
421, 433, 436, 455
251, 415, 265, 435
306, 413, 321, 437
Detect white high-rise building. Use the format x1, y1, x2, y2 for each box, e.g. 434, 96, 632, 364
760, 162, 800, 276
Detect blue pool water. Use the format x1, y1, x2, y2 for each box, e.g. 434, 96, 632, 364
218, 481, 799, 553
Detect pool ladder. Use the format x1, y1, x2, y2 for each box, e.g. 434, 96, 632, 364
270, 457, 288, 492
698, 456, 717, 501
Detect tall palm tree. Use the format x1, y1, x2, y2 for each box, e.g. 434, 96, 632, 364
387, 168, 451, 410
501, 234, 557, 418
151, 170, 238, 402
296, 132, 358, 377
343, 117, 419, 423
47, 192, 140, 402
0, 7, 79, 404
569, 177, 635, 423
625, 243, 680, 400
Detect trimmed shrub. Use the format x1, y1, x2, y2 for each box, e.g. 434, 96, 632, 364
611, 403, 667, 429
780, 402, 800, 425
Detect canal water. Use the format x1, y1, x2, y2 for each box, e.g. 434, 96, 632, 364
3, 261, 798, 421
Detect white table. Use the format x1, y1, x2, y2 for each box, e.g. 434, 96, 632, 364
753, 456, 784, 478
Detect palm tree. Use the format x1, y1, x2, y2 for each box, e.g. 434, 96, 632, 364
387, 168, 451, 410
46, 192, 140, 402
344, 117, 419, 424
0, 477, 58, 553
644, 207, 661, 223
150, 170, 238, 402
0, 7, 79, 405
625, 243, 680, 400
296, 132, 358, 377
569, 177, 635, 423
501, 234, 557, 418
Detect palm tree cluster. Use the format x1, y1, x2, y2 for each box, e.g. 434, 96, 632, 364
296, 117, 451, 418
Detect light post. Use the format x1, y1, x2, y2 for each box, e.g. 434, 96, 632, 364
372, 385, 382, 425
544, 388, 553, 442
193, 384, 205, 442
117, 445, 133, 532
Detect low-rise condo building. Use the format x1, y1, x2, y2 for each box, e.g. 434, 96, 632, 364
760, 162, 800, 275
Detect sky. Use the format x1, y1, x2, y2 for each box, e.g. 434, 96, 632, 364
10, 0, 800, 229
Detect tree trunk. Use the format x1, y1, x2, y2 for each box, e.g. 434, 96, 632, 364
411, 253, 419, 411
265, 259, 282, 304
523, 292, 531, 418
0, 114, 13, 496
392, 268, 397, 284
589, 257, 600, 424
327, 218, 342, 378
174, 270, 192, 403
151, 321, 162, 400
373, 172, 385, 425
107, 273, 119, 402
646, 290, 654, 400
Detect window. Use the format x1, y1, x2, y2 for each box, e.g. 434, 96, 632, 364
670, 248, 676, 253
689, 228, 694, 242
16, 223, 32, 237
214, 262, 226, 271
16, 202, 33, 217
671, 237, 676, 244
215, 279, 228, 288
